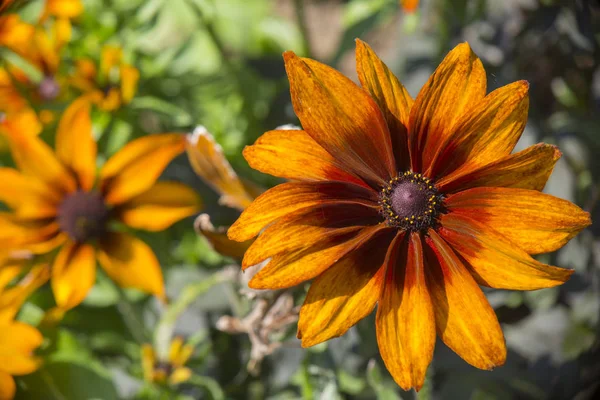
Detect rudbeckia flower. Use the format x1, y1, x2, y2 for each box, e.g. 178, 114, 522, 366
0, 320, 43, 400
227, 41, 591, 390
0, 98, 202, 312
71, 46, 140, 111
40, 0, 83, 22
141, 337, 194, 386
0, 14, 70, 124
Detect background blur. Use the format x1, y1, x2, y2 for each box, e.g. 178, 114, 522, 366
3, 0, 600, 399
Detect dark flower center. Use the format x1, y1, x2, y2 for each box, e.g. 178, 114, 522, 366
57, 190, 110, 243
38, 75, 60, 101
379, 171, 444, 232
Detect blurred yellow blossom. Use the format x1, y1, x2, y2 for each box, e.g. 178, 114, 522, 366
71, 46, 140, 111
141, 337, 194, 386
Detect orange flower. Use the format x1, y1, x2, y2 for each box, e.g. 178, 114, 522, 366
141, 337, 194, 386
41, 0, 83, 21
71, 46, 140, 111
0, 320, 43, 400
228, 41, 591, 391
0, 98, 202, 312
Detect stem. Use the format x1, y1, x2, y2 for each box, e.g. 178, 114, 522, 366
154, 269, 234, 358
114, 284, 149, 344
188, 374, 225, 400
293, 0, 312, 57
39, 370, 68, 400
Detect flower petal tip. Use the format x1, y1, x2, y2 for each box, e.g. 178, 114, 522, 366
282, 50, 298, 63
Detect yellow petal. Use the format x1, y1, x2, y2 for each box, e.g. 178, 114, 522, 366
0, 214, 62, 252
431, 81, 529, 179
3, 127, 76, 194
249, 225, 389, 290
100, 133, 186, 205
97, 232, 165, 300
446, 187, 591, 254
284, 51, 395, 186
0, 168, 60, 218
355, 39, 413, 170
119, 65, 139, 104
297, 229, 392, 347
51, 242, 96, 310
117, 181, 202, 231
438, 143, 561, 193
376, 232, 435, 391
0, 321, 43, 353
43, 0, 84, 19
242, 203, 380, 269
244, 129, 368, 188
439, 212, 575, 290
55, 97, 97, 191
0, 264, 50, 321
425, 230, 506, 370
141, 344, 155, 382
228, 181, 378, 242
99, 46, 122, 80
186, 126, 255, 211
195, 214, 251, 259
409, 43, 486, 172
169, 367, 192, 385
0, 370, 15, 400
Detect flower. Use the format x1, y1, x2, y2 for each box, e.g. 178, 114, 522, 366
0, 14, 71, 125
0, 98, 202, 312
227, 41, 591, 391
40, 0, 83, 22
141, 337, 194, 386
0, 319, 43, 399
71, 46, 140, 111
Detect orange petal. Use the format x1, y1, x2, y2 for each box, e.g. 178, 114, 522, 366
243, 129, 368, 189
0, 264, 50, 321
0, 168, 60, 218
97, 232, 165, 300
43, 0, 84, 19
242, 202, 381, 268
409, 43, 486, 172
195, 214, 251, 259
228, 181, 378, 242
0, 321, 43, 352
3, 127, 76, 194
100, 133, 185, 205
0, 214, 62, 252
186, 126, 256, 211
431, 81, 529, 179
297, 230, 393, 347
116, 181, 202, 231
0, 370, 16, 399
425, 229, 506, 370
445, 187, 591, 255
51, 242, 96, 310
438, 143, 561, 193
55, 97, 97, 191
249, 225, 389, 290
99, 46, 122, 80
376, 232, 435, 391
355, 39, 413, 170
439, 212, 576, 290
284, 51, 395, 186
119, 64, 139, 104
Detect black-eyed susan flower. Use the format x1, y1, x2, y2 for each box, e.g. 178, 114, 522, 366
0, 98, 202, 312
40, 0, 83, 23
227, 41, 591, 391
71, 46, 139, 111
141, 337, 194, 386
